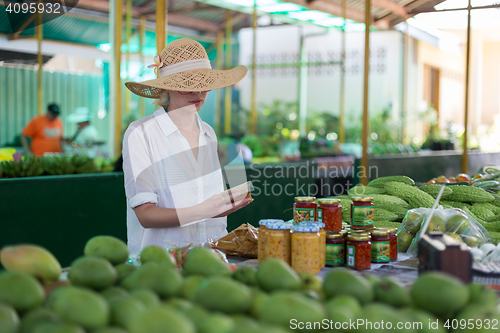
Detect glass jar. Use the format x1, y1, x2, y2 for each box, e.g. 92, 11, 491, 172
291, 225, 321, 274
317, 199, 342, 232
265, 223, 292, 264
301, 222, 326, 269
258, 219, 284, 263
325, 232, 345, 267
370, 229, 391, 263
293, 197, 317, 224
384, 227, 398, 261
346, 233, 371, 270
351, 197, 375, 230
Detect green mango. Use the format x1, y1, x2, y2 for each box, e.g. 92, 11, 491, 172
68, 256, 118, 290
110, 297, 146, 329
32, 323, 85, 333
84, 236, 129, 265
374, 278, 411, 308
198, 313, 234, 333
323, 269, 373, 304
468, 284, 499, 311
180, 275, 205, 302
115, 263, 138, 284
411, 272, 469, 319
20, 308, 59, 333
256, 259, 301, 292
257, 291, 326, 331
194, 277, 253, 314
122, 263, 183, 299
129, 289, 161, 309
128, 307, 195, 333
0, 303, 19, 333
232, 266, 257, 286
100, 287, 129, 306
182, 247, 231, 277
140, 246, 176, 269
51, 286, 109, 330
0, 271, 45, 312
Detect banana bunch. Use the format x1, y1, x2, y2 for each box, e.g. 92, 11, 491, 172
41, 156, 76, 175
0, 156, 44, 178
71, 154, 97, 174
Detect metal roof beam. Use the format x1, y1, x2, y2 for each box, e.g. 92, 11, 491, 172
410, 3, 500, 14
8, 13, 36, 40
71, 0, 221, 33
284, 0, 389, 29
359, 0, 408, 18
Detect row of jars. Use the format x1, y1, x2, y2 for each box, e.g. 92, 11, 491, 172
258, 218, 398, 273
258, 219, 326, 275
293, 196, 376, 231
326, 226, 398, 270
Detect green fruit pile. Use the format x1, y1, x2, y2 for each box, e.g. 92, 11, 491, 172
1, 237, 499, 333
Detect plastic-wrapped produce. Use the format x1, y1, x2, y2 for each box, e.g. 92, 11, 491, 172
397, 207, 492, 255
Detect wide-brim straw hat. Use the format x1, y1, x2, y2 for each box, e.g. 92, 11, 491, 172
125, 38, 248, 99
67, 107, 92, 123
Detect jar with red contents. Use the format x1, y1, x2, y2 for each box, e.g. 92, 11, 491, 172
317, 199, 342, 232
351, 197, 374, 230
325, 232, 345, 267
346, 233, 371, 270
370, 229, 390, 263
383, 227, 398, 261
293, 197, 317, 224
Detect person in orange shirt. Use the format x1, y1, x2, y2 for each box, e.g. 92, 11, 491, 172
21, 103, 63, 156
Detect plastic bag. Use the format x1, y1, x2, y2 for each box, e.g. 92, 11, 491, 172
209, 223, 258, 258
397, 206, 492, 255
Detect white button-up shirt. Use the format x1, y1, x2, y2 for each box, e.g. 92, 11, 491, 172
122, 107, 227, 255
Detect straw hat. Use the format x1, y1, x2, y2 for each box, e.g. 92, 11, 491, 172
125, 38, 248, 99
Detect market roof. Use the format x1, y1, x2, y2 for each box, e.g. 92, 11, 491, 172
0, 0, 448, 51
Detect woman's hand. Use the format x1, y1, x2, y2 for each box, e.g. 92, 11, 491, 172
199, 191, 253, 219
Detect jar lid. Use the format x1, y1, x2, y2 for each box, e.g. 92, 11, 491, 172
348, 234, 371, 241
326, 232, 344, 239
348, 229, 370, 233
259, 219, 284, 226
339, 230, 348, 236
351, 196, 373, 202
292, 225, 320, 232
294, 196, 316, 203
301, 222, 325, 228
371, 229, 390, 236
384, 227, 398, 234
268, 223, 293, 230
317, 198, 340, 205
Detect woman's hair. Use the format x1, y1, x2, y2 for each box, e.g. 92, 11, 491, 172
158, 90, 169, 108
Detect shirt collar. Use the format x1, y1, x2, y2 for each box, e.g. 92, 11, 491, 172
154, 107, 211, 139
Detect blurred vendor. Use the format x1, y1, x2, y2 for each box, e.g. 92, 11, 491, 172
21, 103, 63, 156
67, 107, 99, 145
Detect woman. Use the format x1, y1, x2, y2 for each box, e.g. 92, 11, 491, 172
123, 38, 252, 255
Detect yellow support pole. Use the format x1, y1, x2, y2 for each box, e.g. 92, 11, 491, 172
216, 30, 224, 135
462, 0, 472, 174
125, 0, 132, 116
224, 10, 232, 135
114, 0, 123, 157
401, 20, 409, 144
361, 0, 371, 185
36, 0, 43, 116
250, 1, 257, 134
339, 0, 346, 143
139, 16, 146, 117
156, 0, 166, 62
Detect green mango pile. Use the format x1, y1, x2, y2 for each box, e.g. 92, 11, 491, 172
0, 236, 499, 333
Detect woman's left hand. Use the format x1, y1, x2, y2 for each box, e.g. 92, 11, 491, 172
212, 197, 253, 218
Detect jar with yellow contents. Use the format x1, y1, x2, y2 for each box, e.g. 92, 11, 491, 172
265, 222, 292, 264
301, 222, 326, 269
291, 224, 321, 274
258, 219, 284, 263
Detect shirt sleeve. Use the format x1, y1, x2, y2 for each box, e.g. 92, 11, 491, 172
122, 123, 159, 208
22, 117, 37, 138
